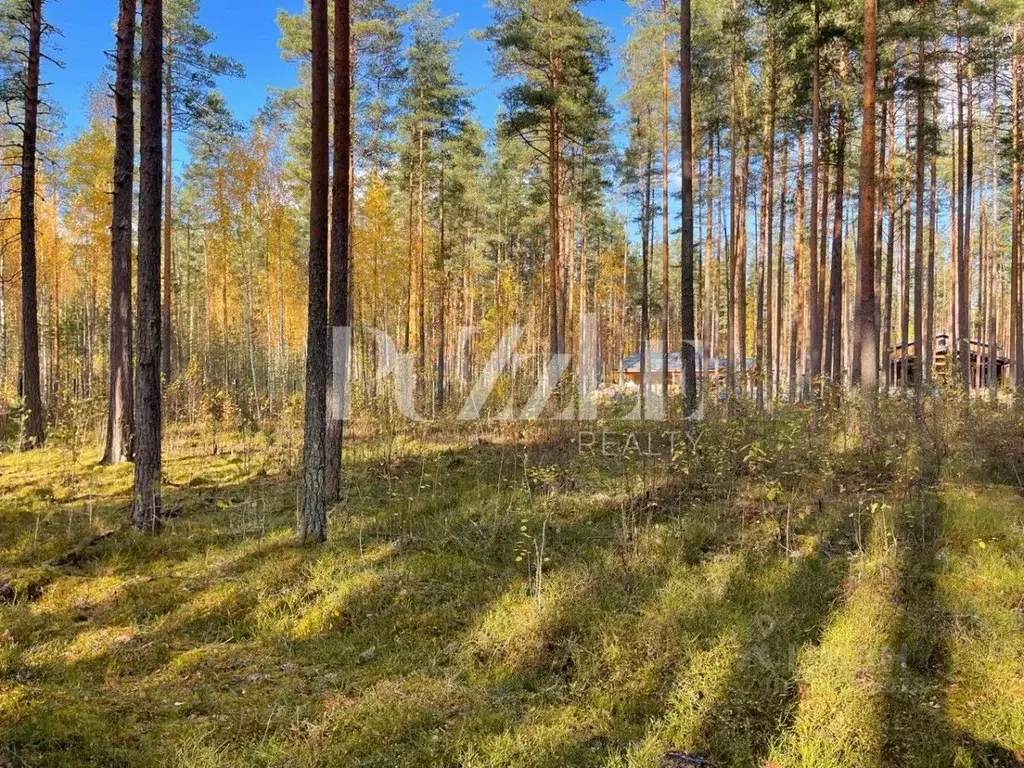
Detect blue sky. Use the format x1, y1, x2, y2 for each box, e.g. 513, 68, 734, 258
42, 0, 630, 163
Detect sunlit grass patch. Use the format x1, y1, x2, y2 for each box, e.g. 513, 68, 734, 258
1, 413, 1023, 767
769, 553, 900, 768
939, 485, 1024, 759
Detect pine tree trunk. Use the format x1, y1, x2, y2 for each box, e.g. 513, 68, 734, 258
874, 70, 891, 377
435, 151, 447, 409
791, 134, 806, 399
819, 116, 831, 380
406, 161, 415, 352
775, 138, 788, 400
988, 64, 999, 395
962, 56, 975, 390
900, 102, 911, 391
763, 54, 777, 403
756, 155, 766, 409
925, 97, 938, 386
417, 119, 427, 379
19, 0, 45, 448
883, 99, 896, 388
955, 30, 969, 386
325, 0, 351, 504
808, 2, 823, 387
640, 150, 652, 418
0, 240, 6, 388
103, 0, 136, 465
703, 133, 714, 378
548, 100, 563, 356
662, 0, 671, 405
819, 121, 831, 378
132, 0, 164, 530
827, 58, 847, 383
1012, 29, 1023, 393
680, 0, 697, 415
728, 37, 738, 396
162, 37, 173, 382
738, 87, 750, 396
855, 0, 878, 396
913, 27, 926, 396
299, 0, 330, 543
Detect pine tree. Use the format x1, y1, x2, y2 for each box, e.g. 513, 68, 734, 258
103, 0, 136, 465
400, 0, 468, 400
161, 0, 243, 382
133, 0, 164, 530
299, 0, 330, 543
325, 0, 351, 504
10, 0, 45, 448
854, 0, 879, 395
680, 0, 697, 415
485, 0, 609, 358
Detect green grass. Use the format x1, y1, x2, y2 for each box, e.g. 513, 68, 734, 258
1, 406, 1023, 767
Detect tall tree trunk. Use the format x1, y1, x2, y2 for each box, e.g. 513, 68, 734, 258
19, 0, 44, 448
1012, 28, 1023, 393
755, 153, 766, 409
961, 54, 974, 389
548, 100, 563, 356
949, 94, 958, 369
435, 150, 447, 409
299, 0, 330, 543
913, 25, 926, 397
0, 240, 6, 388
874, 70, 891, 376
883, 99, 896, 388
854, 0, 878, 396
640, 149, 653, 418
791, 133, 806, 399
808, 2, 823, 387
132, 0, 164, 530
417, 120, 426, 379
827, 57, 847, 383
727, 29, 738, 396
703, 133, 715, 381
764, 51, 777, 403
775, 138, 788, 400
955, 29, 969, 386
819, 119, 830, 373
738, 85, 750, 396
325, 0, 351, 504
50, 202, 60, 408
103, 0, 136, 465
900, 102, 911, 390
162, 37, 173, 382
988, 61, 999, 395
925, 96, 938, 386
662, 0, 671, 405
680, 0, 697, 415
404, 162, 412, 351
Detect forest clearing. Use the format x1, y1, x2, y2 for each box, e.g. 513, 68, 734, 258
2, 401, 1024, 766
3, 0, 1024, 763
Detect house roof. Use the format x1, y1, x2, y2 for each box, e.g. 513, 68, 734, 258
619, 351, 754, 372
890, 332, 1010, 362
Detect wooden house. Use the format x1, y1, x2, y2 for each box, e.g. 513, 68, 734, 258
616, 351, 753, 387
890, 333, 1011, 387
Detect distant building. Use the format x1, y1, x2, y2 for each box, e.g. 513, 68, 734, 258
890, 333, 1010, 387
616, 351, 753, 386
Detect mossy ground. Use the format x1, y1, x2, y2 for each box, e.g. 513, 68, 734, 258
1, 402, 1022, 767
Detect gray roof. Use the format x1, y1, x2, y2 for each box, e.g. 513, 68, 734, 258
620, 351, 754, 372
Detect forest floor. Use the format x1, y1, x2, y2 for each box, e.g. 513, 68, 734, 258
1, 399, 1023, 767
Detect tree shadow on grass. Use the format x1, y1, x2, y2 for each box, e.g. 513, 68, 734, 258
650, 501, 857, 767
881, 491, 1023, 768
276, 462, 741, 767
1, 435, 588, 765
0, 427, 888, 767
